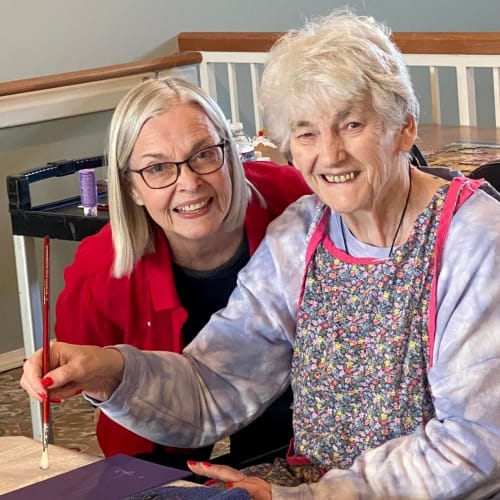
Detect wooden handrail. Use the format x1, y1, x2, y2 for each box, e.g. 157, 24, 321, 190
0, 51, 202, 97
179, 32, 282, 53
393, 32, 500, 55
4, 32, 498, 98
178, 32, 500, 55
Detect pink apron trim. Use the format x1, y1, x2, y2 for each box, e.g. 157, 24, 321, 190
297, 177, 482, 369
285, 438, 328, 474
298, 210, 380, 313
297, 212, 329, 311
427, 177, 482, 368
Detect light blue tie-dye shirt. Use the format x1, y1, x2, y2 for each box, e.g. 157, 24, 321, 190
98, 187, 500, 499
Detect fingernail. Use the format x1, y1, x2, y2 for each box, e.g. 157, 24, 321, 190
41, 377, 54, 388
74, 388, 84, 395
201, 461, 212, 467
187, 460, 197, 466
38, 392, 47, 401
204, 479, 218, 486
225, 482, 234, 489
50, 397, 62, 403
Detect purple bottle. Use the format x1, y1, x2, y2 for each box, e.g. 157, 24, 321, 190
79, 169, 98, 216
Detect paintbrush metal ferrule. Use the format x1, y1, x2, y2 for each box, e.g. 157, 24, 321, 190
42, 421, 50, 450
40, 421, 50, 470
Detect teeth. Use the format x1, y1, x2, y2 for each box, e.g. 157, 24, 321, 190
176, 200, 209, 213
324, 172, 356, 183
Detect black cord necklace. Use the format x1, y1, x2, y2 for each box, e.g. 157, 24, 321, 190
340, 167, 412, 258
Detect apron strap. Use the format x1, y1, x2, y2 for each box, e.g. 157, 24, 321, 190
427, 177, 483, 367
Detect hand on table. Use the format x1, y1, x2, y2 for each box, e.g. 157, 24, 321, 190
187, 461, 272, 500
20, 341, 125, 403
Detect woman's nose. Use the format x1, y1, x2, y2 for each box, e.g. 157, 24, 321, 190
176, 163, 202, 190
320, 135, 346, 165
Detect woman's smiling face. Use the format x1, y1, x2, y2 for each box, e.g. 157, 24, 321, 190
289, 99, 410, 217
128, 102, 233, 247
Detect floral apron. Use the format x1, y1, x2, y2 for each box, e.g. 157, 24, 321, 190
291, 176, 481, 470
237, 177, 482, 487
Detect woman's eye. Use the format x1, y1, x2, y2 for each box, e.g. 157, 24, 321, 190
346, 122, 362, 130
147, 163, 169, 175
296, 131, 315, 140
194, 150, 210, 160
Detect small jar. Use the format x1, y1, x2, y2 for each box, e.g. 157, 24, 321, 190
230, 122, 256, 161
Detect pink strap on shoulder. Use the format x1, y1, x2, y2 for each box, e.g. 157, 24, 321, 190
297, 210, 329, 314
427, 177, 483, 367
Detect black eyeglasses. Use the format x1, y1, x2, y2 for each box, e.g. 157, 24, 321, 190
127, 141, 226, 189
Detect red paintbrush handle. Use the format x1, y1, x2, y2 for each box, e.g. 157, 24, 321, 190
42, 236, 50, 376
43, 399, 50, 424
42, 236, 50, 429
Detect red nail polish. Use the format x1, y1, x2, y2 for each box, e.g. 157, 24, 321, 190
201, 461, 212, 467
187, 460, 197, 466
38, 392, 47, 401
226, 482, 234, 489
50, 397, 62, 403
74, 388, 84, 395
41, 376, 54, 388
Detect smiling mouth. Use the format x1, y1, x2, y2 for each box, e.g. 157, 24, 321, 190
175, 198, 211, 214
322, 172, 358, 184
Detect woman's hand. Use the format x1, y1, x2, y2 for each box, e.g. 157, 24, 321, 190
187, 461, 272, 500
20, 341, 125, 403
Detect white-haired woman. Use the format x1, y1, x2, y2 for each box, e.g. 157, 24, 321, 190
53, 77, 310, 469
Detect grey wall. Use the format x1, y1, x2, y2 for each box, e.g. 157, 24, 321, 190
1, 0, 499, 356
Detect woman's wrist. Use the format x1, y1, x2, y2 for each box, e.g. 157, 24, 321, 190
85, 347, 125, 402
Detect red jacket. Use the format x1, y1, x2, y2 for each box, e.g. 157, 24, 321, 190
55, 161, 311, 457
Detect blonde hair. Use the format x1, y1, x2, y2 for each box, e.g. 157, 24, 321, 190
107, 77, 253, 277
259, 9, 419, 157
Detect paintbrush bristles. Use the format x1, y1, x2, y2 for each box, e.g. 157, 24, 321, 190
40, 447, 49, 470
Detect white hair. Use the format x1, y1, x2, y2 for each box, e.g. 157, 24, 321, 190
259, 9, 419, 157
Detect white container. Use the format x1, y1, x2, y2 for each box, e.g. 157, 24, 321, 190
230, 122, 256, 161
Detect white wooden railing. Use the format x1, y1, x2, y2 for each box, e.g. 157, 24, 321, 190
0, 52, 202, 128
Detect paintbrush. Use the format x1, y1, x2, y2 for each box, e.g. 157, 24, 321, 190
40, 235, 50, 471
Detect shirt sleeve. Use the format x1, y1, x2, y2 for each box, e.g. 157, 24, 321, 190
97, 195, 317, 447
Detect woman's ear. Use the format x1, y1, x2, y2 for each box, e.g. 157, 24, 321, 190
130, 186, 145, 206
284, 150, 295, 167
398, 114, 417, 153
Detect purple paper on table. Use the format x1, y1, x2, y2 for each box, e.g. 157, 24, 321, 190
2, 453, 191, 500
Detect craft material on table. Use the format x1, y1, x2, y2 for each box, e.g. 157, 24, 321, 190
421, 142, 500, 175
124, 485, 251, 499
2, 451, 191, 500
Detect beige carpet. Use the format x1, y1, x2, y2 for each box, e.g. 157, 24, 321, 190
0, 367, 103, 457
0, 366, 228, 459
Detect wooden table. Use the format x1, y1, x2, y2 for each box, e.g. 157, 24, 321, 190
0, 436, 198, 496
417, 124, 500, 149
417, 125, 500, 174
0, 436, 99, 495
